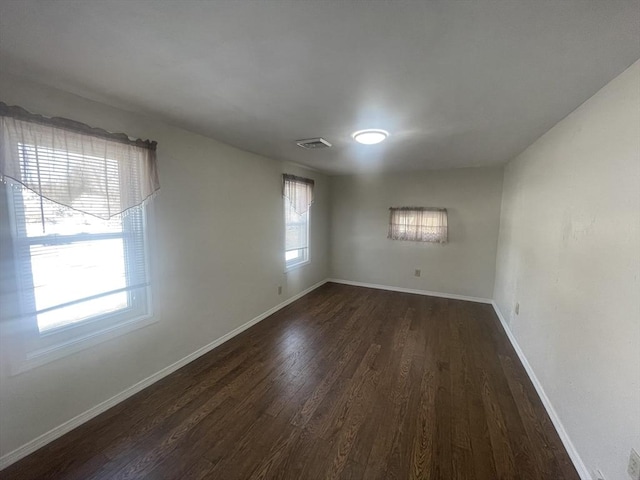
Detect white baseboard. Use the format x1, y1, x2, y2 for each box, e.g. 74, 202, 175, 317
0, 279, 328, 471
491, 301, 591, 480
0, 280, 590, 479
327, 278, 493, 304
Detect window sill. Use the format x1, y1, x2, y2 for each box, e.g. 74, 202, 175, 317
11, 313, 157, 376
285, 260, 310, 273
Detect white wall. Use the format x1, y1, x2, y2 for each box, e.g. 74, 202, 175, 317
0, 73, 330, 459
493, 60, 640, 479
2, 59, 638, 479
330, 168, 504, 299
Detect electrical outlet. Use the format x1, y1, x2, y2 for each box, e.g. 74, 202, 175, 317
515, 302, 520, 315
629, 448, 640, 480
277, 285, 282, 295
414, 269, 421, 277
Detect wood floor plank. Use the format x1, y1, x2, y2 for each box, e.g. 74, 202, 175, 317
321, 343, 381, 480
449, 301, 474, 480
0, 283, 580, 480
432, 300, 453, 480
361, 313, 415, 479
460, 302, 500, 480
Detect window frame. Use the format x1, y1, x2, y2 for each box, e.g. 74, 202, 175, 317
4, 183, 155, 375
284, 197, 310, 271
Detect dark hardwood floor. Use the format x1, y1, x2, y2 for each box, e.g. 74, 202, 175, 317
0, 283, 579, 480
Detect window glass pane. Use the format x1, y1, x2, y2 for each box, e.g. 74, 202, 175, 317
30, 238, 127, 313
285, 250, 300, 261
284, 196, 309, 251
11, 189, 148, 334
37, 291, 128, 332
19, 187, 123, 237
285, 218, 308, 251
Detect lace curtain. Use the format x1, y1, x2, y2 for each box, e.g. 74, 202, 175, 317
0, 103, 159, 220
388, 207, 448, 243
282, 173, 314, 215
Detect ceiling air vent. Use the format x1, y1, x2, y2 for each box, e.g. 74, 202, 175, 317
296, 137, 332, 149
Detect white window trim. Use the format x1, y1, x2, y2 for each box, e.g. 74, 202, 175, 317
285, 254, 310, 272
11, 307, 156, 375
4, 188, 156, 375
284, 202, 310, 272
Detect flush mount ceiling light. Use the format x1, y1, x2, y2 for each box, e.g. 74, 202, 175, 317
352, 129, 389, 145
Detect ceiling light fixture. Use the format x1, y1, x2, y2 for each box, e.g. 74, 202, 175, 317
352, 129, 389, 145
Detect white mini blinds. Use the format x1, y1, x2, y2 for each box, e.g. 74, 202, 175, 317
388, 207, 448, 243
283, 174, 314, 269
0, 103, 159, 220
1, 103, 157, 337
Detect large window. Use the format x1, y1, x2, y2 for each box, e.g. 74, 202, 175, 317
1, 103, 158, 371
284, 198, 310, 268
283, 174, 314, 270
10, 186, 149, 334
388, 207, 448, 243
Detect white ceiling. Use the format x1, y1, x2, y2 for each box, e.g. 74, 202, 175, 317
1, 1, 638, 174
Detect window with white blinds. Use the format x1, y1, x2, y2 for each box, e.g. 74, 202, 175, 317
0, 104, 157, 355
283, 174, 314, 269
10, 152, 150, 333
284, 198, 309, 268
